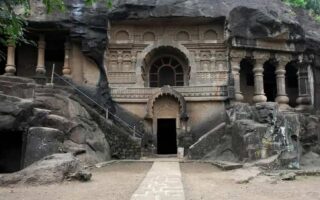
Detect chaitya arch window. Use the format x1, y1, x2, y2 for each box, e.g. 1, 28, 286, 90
149, 56, 184, 87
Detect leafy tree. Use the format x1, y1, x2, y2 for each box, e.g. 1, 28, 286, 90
0, 0, 111, 59
283, 0, 307, 7
306, 0, 320, 14
283, 0, 320, 22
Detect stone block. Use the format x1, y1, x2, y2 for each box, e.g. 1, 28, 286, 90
24, 127, 64, 167
231, 119, 268, 161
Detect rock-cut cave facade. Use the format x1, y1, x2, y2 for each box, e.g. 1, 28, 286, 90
0, 3, 318, 157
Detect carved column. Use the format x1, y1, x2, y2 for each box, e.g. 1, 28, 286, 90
117, 50, 123, 70
4, 43, 16, 76
62, 40, 71, 77
194, 50, 201, 70
230, 50, 246, 102
209, 50, 216, 71
252, 52, 268, 103
275, 54, 290, 108
36, 35, 46, 75
131, 52, 137, 85
296, 56, 312, 110
131, 52, 137, 70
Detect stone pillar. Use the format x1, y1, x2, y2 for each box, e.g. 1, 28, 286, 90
62, 40, 71, 77
275, 55, 290, 108
230, 50, 246, 102
209, 50, 216, 71
36, 35, 46, 75
194, 51, 201, 71
252, 52, 268, 103
4, 43, 16, 76
296, 57, 312, 110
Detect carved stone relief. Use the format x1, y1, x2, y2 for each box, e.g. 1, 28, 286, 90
107, 23, 227, 87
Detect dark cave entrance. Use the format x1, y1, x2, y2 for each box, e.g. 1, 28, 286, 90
264, 61, 277, 102
0, 44, 7, 75
44, 32, 67, 78
240, 58, 255, 104
0, 131, 25, 173
286, 62, 299, 107
157, 119, 177, 154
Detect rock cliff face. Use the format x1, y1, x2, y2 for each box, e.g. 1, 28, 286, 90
110, 0, 318, 48
28, 0, 320, 68
189, 102, 320, 169
4, 0, 319, 173
0, 76, 141, 174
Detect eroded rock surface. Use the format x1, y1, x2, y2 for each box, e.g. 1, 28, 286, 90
0, 153, 90, 186
189, 102, 320, 170
0, 76, 141, 172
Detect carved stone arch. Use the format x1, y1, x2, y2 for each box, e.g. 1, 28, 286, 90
204, 29, 218, 40
146, 86, 188, 120
176, 31, 190, 41
136, 42, 197, 86
143, 31, 156, 41
115, 30, 130, 41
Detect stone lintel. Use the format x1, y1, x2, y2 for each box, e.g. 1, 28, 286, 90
112, 96, 228, 103
232, 37, 303, 53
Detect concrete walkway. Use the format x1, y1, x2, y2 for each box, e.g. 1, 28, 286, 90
130, 161, 185, 200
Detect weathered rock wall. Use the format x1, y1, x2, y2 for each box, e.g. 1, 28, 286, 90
0, 76, 141, 171
0, 153, 91, 186
189, 102, 320, 169
188, 123, 226, 159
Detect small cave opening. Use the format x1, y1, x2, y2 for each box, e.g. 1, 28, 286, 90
0, 131, 25, 173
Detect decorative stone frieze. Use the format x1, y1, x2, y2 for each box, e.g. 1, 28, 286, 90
110, 85, 228, 101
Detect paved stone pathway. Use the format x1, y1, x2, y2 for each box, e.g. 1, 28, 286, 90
130, 161, 185, 200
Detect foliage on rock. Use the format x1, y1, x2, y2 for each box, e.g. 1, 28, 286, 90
284, 0, 320, 21
0, 0, 112, 58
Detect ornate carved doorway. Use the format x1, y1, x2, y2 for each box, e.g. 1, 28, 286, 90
146, 86, 189, 155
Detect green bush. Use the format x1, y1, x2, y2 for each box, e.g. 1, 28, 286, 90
283, 0, 307, 7
283, 0, 320, 22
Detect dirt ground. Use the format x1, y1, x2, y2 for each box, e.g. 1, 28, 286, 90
181, 163, 320, 200
0, 162, 152, 200
1, 162, 320, 200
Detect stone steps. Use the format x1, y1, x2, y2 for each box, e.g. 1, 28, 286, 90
0, 77, 36, 99
0, 75, 35, 84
